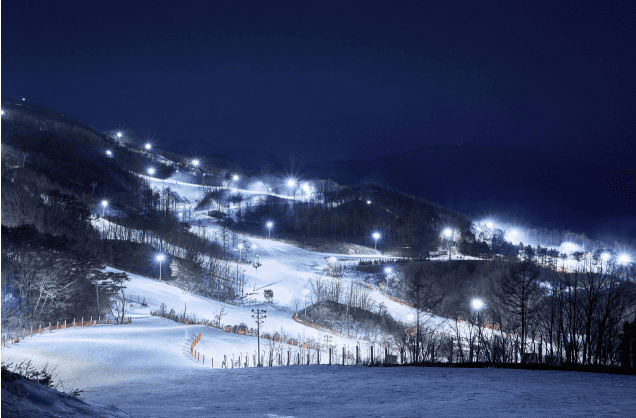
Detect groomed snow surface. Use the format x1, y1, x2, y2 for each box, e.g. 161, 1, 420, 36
4, 175, 635, 417
4, 300, 636, 417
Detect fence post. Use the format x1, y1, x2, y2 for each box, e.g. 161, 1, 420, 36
371, 346, 374, 365
31, 326, 33, 337
343, 347, 345, 365
82, 317, 83, 326
288, 350, 290, 366
329, 348, 332, 365
49, 322, 52, 333
356, 346, 359, 365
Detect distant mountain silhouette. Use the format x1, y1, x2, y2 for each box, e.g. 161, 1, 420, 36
309, 143, 636, 239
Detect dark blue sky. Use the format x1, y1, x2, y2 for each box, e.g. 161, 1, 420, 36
3, 1, 635, 164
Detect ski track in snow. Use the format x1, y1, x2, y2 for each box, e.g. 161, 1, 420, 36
5, 176, 635, 417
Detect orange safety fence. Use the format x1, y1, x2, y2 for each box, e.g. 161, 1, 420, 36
2, 315, 131, 347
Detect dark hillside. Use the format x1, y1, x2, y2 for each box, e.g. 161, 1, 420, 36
310, 143, 636, 238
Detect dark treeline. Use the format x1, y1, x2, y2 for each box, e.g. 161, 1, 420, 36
395, 259, 636, 368
222, 184, 472, 254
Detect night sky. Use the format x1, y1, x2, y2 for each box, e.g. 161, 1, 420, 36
2, 1, 635, 165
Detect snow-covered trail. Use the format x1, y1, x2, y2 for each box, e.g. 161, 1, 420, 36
4, 318, 635, 418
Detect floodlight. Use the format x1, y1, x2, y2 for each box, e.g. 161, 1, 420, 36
367, 200, 371, 204
287, 179, 295, 187
148, 168, 155, 175
618, 254, 631, 265
471, 298, 484, 310
601, 253, 611, 261
443, 228, 452, 237
156, 254, 165, 262
373, 232, 380, 240
116, 132, 122, 138
486, 222, 493, 228
106, 150, 112, 156
385, 267, 392, 274
145, 143, 152, 150
192, 159, 199, 166
233, 174, 239, 181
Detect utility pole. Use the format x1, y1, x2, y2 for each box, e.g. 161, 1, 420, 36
252, 309, 266, 367
324, 334, 333, 365
22, 152, 28, 168
91, 182, 98, 198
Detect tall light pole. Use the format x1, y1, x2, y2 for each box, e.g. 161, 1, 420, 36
267, 221, 273, 238
443, 229, 453, 261
157, 254, 165, 281
324, 334, 333, 365
373, 232, 380, 252
238, 243, 244, 261
471, 298, 484, 362
252, 309, 266, 367
385, 267, 392, 287
101, 200, 108, 216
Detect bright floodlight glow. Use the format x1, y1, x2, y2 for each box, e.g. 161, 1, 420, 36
486, 222, 493, 228
0, 110, 4, 116
116, 132, 122, 138
443, 228, 452, 237
618, 254, 631, 265
267, 222, 273, 228
472, 298, 484, 310
287, 179, 296, 187
192, 159, 199, 166
385, 267, 392, 274
238, 243, 244, 250
101, 200, 108, 207
156, 254, 165, 262
232, 174, 239, 181
510, 229, 518, 236
561, 242, 578, 254
601, 253, 611, 261
148, 168, 155, 175
106, 150, 112, 156
367, 200, 371, 204
145, 143, 152, 150
373, 232, 380, 240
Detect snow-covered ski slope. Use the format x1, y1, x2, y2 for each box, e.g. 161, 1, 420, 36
8, 175, 635, 417
3, 312, 635, 417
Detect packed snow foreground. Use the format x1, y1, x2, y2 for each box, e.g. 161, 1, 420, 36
4, 176, 636, 417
